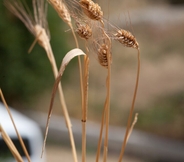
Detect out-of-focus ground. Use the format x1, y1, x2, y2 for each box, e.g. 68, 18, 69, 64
46, 145, 142, 162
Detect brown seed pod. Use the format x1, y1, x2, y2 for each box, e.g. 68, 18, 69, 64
75, 22, 92, 40
113, 29, 139, 49
79, 0, 103, 21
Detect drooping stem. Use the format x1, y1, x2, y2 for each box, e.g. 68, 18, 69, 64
42, 43, 78, 162
118, 49, 140, 162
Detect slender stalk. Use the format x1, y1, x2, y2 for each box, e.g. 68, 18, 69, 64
0, 89, 31, 162
118, 49, 140, 162
103, 40, 111, 162
95, 94, 107, 162
0, 125, 23, 162
69, 23, 88, 162
81, 54, 89, 162
95, 53, 111, 162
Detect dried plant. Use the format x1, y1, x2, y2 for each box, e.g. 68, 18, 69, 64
0, 89, 28, 162
3, 0, 141, 162
107, 25, 140, 162
4, 0, 78, 161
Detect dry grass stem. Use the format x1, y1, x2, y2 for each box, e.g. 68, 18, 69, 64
79, 0, 103, 22
4, 0, 141, 161
5, 1, 78, 161
0, 125, 23, 162
0, 89, 31, 162
95, 31, 112, 162
127, 113, 138, 141
118, 49, 140, 162
81, 55, 89, 162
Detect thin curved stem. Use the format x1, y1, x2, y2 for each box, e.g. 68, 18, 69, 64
118, 49, 140, 162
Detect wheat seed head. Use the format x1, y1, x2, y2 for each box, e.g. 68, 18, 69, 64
97, 44, 111, 68
114, 29, 139, 49
75, 22, 92, 40
48, 0, 71, 25
79, 0, 103, 21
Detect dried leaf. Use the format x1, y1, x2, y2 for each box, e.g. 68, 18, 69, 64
42, 48, 85, 155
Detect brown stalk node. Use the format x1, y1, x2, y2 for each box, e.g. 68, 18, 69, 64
79, 0, 103, 21
97, 44, 111, 69
75, 22, 92, 40
114, 29, 139, 49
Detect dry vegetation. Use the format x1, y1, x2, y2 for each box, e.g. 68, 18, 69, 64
2, 0, 184, 161
2, 0, 141, 161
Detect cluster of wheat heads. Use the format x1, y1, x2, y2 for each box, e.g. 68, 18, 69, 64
4, 0, 140, 162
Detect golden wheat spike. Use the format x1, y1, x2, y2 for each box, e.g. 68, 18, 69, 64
79, 0, 103, 21
75, 22, 92, 40
48, 0, 71, 24
97, 44, 111, 68
113, 29, 139, 49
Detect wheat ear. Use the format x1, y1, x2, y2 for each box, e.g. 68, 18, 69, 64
113, 29, 139, 49
79, 0, 103, 22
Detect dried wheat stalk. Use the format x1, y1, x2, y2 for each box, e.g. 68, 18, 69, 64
4, 1, 78, 162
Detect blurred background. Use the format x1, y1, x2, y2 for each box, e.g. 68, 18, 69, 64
0, 0, 184, 161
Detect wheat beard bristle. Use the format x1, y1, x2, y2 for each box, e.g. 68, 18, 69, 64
75, 22, 92, 40
98, 44, 111, 68
114, 29, 139, 49
79, 0, 103, 21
